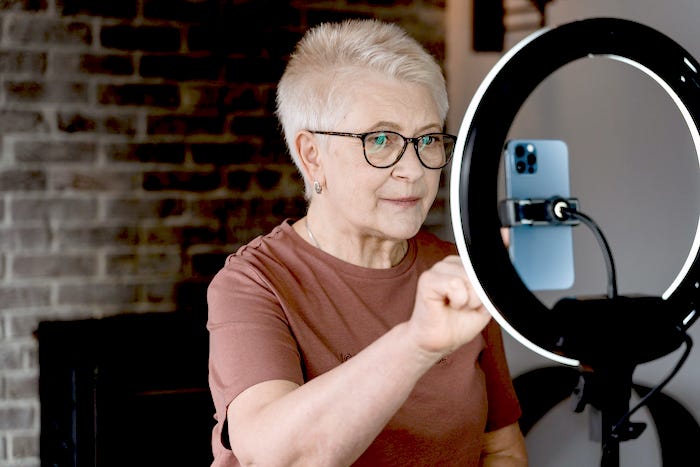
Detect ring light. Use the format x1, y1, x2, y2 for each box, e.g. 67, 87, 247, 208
450, 17, 700, 367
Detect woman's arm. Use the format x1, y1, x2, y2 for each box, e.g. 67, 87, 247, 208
226, 255, 492, 466
228, 323, 439, 466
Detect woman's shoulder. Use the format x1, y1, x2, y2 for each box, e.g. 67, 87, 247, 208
213, 220, 300, 279
414, 228, 457, 258
232, 220, 294, 256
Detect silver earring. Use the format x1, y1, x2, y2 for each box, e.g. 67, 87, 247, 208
313, 180, 322, 194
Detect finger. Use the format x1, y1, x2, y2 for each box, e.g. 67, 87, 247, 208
500, 227, 510, 248
442, 276, 470, 309
425, 271, 483, 313
433, 256, 483, 310
465, 286, 484, 310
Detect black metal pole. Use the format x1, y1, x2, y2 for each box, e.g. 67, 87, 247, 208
595, 364, 636, 467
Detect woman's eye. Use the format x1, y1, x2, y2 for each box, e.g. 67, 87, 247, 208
372, 134, 387, 145
367, 133, 390, 150
419, 135, 436, 147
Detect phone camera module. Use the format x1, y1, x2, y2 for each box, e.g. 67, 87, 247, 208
524, 144, 537, 174
510, 141, 538, 174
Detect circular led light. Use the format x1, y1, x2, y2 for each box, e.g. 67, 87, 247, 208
450, 17, 700, 366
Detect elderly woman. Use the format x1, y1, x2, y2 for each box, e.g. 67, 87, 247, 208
207, 19, 527, 466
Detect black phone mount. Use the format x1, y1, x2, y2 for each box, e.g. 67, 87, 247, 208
498, 196, 581, 227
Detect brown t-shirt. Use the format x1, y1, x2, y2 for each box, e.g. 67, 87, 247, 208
207, 220, 521, 466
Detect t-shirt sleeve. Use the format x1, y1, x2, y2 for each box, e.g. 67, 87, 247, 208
207, 255, 304, 412
480, 319, 523, 432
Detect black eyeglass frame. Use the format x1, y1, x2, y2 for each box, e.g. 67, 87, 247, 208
309, 130, 457, 169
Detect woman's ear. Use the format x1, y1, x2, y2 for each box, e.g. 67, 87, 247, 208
295, 130, 324, 184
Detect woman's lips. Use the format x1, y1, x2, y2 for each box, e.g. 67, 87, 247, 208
382, 197, 421, 207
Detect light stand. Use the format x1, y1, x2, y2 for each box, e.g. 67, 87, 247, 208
501, 197, 693, 464
551, 295, 692, 466
450, 17, 700, 466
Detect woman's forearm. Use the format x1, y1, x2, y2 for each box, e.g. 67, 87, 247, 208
228, 322, 441, 466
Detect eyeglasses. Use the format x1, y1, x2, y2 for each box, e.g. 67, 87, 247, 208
309, 130, 457, 169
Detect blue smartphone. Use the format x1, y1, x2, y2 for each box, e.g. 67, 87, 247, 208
503, 139, 575, 290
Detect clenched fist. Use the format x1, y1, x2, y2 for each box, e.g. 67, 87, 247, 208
407, 255, 492, 356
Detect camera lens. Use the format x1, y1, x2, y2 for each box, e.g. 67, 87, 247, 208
515, 145, 526, 157
527, 153, 537, 165
515, 161, 526, 173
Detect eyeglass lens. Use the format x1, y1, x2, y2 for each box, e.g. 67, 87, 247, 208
363, 131, 455, 168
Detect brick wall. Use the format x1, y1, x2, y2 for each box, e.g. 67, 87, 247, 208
0, 0, 448, 464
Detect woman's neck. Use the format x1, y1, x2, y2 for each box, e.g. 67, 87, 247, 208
294, 216, 408, 269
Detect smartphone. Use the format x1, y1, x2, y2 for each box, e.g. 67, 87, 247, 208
503, 139, 575, 290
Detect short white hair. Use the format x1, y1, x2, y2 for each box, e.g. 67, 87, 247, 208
275, 19, 449, 198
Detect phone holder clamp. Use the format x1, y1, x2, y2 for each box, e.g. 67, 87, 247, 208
499, 196, 581, 227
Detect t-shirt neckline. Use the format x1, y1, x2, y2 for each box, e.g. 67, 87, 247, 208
280, 218, 418, 280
